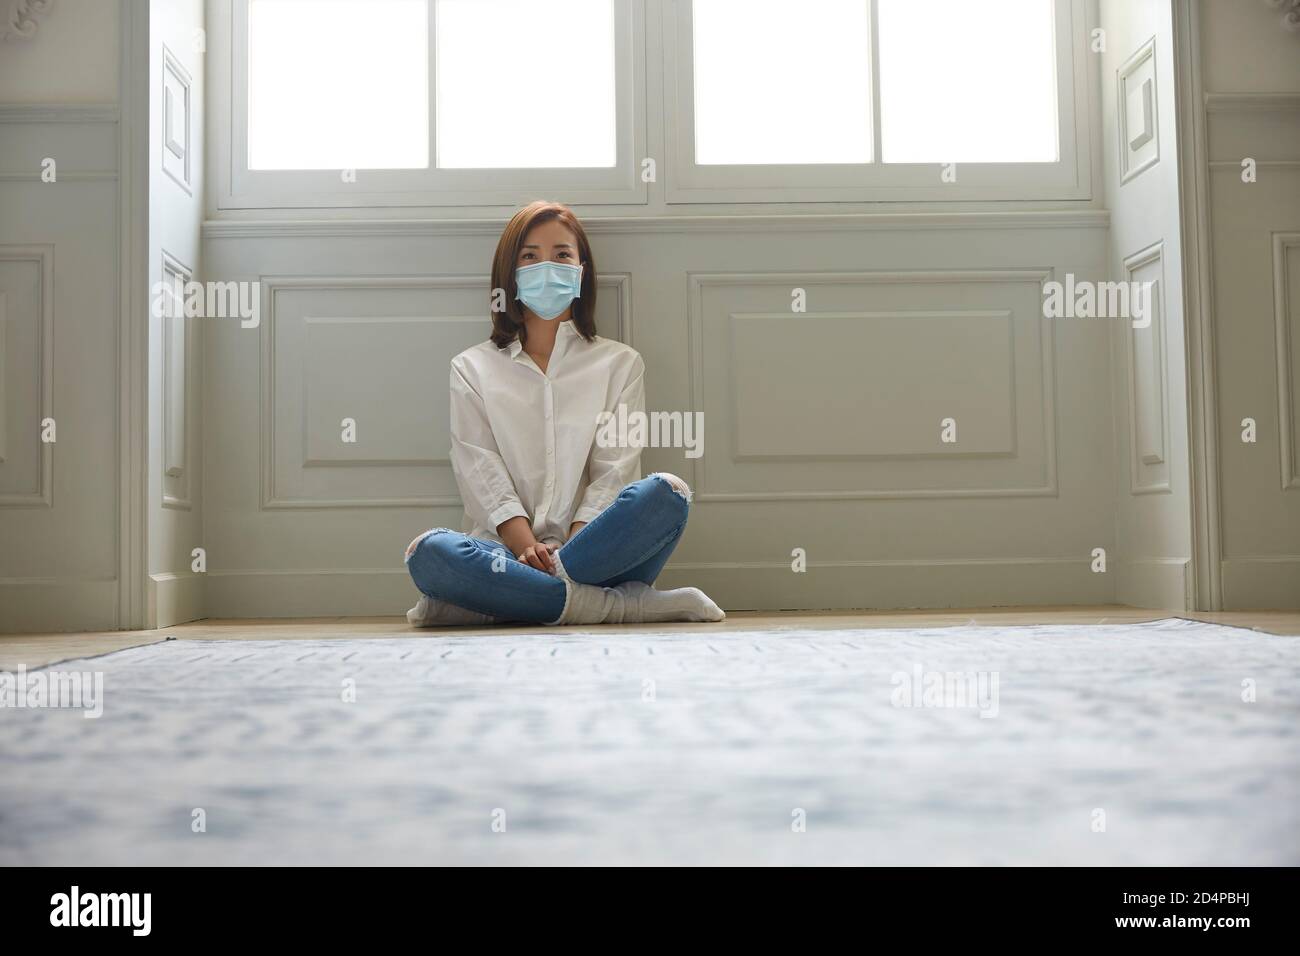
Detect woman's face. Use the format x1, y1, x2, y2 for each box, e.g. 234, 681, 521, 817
517, 219, 582, 269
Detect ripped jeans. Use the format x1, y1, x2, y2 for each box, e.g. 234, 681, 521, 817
404, 474, 692, 623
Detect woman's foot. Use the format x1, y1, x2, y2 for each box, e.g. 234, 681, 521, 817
615, 580, 726, 623
549, 578, 725, 625
407, 594, 502, 627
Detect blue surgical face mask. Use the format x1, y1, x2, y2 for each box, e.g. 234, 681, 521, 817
515, 260, 582, 320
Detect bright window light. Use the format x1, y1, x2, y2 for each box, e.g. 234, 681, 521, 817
878, 0, 1059, 163
692, 0, 872, 165
435, 0, 616, 168
247, 0, 429, 170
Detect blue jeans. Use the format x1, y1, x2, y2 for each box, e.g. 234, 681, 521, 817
405, 474, 691, 623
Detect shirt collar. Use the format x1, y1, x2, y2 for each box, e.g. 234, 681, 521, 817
506, 320, 580, 361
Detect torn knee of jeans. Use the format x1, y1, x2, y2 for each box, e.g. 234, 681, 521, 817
404, 527, 454, 559
649, 472, 693, 503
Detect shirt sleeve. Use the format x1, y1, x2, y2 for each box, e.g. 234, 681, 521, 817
573, 354, 645, 525
449, 360, 529, 531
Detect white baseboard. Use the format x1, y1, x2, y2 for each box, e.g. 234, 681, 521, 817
1116, 558, 1191, 611
206, 568, 419, 618
148, 572, 205, 628
658, 558, 1114, 610
0, 578, 119, 634
205, 558, 1116, 618
1221, 557, 1300, 610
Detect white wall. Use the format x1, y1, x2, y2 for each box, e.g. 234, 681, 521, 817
196, 0, 1122, 616
1201, 0, 1300, 92
147, 0, 207, 626
1197, 0, 1300, 608
0, 0, 118, 102
1098, 0, 1193, 609
201, 217, 1117, 615
0, 2, 126, 632
22, 0, 1297, 627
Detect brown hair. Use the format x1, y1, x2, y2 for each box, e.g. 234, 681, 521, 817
489, 200, 598, 349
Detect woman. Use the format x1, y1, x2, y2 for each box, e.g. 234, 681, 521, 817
404, 200, 724, 627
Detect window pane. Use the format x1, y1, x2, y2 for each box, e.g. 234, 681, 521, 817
248, 0, 429, 170
878, 0, 1059, 163
436, 0, 616, 168
692, 0, 871, 165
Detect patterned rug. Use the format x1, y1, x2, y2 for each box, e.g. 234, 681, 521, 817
2, 618, 1297, 865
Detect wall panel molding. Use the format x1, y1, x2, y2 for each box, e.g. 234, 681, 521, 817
1123, 240, 1171, 494
259, 274, 631, 509
1274, 232, 1300, 490
0, 0, 54, 42
687, 269, 1058, 502
1118, 36, 1160, 184
202, 210, 1112, 241
204, 555, 1113, 617
161, 44, 193, 195
0, 243, 54, 507
160, 250, 195, 509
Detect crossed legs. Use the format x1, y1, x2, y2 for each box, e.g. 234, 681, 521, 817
405, 473, 702, 625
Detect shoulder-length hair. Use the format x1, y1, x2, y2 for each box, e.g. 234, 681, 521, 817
489, 200, 598, 349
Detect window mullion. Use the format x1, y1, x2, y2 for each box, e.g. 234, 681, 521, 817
429, 0, 438, 180
869, 0, 882, 165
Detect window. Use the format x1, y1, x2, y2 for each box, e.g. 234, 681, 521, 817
876, 0, 1059, 163
214, 0, 1090, 209
217, 0, 643, 208
691, 0, 873, 165
434, 0, 617, 169
668, 0, 1090, 201
247, 0, 429, 170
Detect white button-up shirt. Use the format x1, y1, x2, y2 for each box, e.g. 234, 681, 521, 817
449, 319, 645, 548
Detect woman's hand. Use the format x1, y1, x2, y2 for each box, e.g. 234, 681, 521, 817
496, 516, 556, 574
517, 541, 557, 574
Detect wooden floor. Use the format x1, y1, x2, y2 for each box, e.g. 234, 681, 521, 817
3, 606, 1298, 670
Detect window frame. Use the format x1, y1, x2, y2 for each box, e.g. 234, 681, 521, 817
213, 0, 648, 210
663, 0, 1093, 203
211, 0, 1093, 212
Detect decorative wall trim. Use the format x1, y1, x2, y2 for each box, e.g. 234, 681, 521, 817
1118, 37, 1160, 185
203, 555, 1117, 617
202, 210, 1112, 241
0, 104, 119, 124
686, 269, 1058, 502
0, 0, 54, 42
1123, 240, 1171, 494
1274, 232, 1300, 491
1203, 92, 1300, 113
1260, 0, 1300, 35
0, 244, 54, 508
161, 44, 193, 195
160, 250, 194, 510
1172, 0, 1223, 611
258, 274, 631, 509
0, 103, 120, 181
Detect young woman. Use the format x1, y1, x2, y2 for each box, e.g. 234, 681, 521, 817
403, 201, 724, 627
